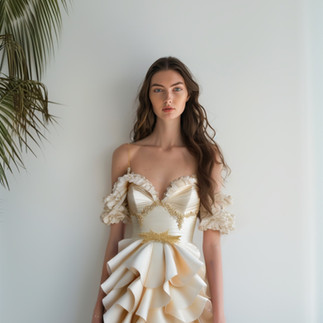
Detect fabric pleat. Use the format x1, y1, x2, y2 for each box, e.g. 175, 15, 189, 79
101, 238, 213, 322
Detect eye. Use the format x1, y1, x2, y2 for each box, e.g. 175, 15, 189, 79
174, 87, 183, 92
153, 88, 163, 93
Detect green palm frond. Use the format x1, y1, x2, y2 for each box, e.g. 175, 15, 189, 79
0, 0, 69, 189
0, 75, 56, 188
0, 0, 68, 80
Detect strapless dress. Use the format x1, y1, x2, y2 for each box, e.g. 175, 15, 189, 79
100, 167, 234, 323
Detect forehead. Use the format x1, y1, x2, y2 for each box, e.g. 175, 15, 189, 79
150, 70, 185, 86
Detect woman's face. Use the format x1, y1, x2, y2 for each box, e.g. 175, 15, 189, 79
149, 70, 190, 120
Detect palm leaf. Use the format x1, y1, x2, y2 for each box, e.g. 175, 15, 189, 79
0, 0, 68, 189
0, 76, 56, 186
0, 0, 68, 80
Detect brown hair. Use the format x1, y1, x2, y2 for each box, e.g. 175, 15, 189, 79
130, 56, 230, 215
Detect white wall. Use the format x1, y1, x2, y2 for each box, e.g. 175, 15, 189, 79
305, 0, 323, 321
0, 1, 318, 322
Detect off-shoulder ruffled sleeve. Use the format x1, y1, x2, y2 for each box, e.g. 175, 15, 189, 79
198, 191, 235, 234
100, 175, 130, 225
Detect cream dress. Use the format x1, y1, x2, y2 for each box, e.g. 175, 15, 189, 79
100, 158, 234, 322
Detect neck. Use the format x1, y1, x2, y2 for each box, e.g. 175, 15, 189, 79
149, 117, 184, 149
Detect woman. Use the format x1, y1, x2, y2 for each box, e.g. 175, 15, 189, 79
92, 56, 235, 323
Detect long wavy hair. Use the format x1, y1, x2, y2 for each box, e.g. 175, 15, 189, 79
130, 56, 230, 215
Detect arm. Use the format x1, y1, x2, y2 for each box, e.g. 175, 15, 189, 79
92, 144, 129, 323
92, 223, 124, 322
203, 229, 225, 323
203, 156, 226, 323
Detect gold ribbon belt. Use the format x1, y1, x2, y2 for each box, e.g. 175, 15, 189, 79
138, 230, 181, 244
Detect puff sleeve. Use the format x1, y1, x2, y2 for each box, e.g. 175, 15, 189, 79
100, 176, 130, 225
198, 191, 235, 234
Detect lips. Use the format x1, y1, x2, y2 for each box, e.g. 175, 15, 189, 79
162, 106, 174, 111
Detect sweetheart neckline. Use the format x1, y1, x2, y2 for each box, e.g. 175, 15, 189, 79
127, 167, 197, 201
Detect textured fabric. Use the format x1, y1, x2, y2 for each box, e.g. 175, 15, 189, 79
100, 167, 235, 322
198, 193, 235, 234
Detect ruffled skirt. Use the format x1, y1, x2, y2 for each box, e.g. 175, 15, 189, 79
101, 238, 213, 322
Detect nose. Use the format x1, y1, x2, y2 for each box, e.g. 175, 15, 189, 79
164, 90, 173, 104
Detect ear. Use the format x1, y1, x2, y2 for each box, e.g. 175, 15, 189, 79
186, 95, 190, 102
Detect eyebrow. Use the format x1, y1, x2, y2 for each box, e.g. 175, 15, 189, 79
151, 81, 184, 87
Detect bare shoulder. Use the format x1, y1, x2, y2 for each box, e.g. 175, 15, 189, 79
112, 143, 128, 163
111, 142, 142, 170
110, 143, 131, 183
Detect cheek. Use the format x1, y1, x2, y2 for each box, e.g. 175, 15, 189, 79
149, 95, 155, 105
149, 96, 159, 111
150, 93, 163, 106
180, 95, 188, 105
148, 93, 155, 105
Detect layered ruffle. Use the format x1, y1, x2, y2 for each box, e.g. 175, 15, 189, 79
100, 172, 158, 224
198, 192, 235, 234
161, 174, 198, 200
101, 238, 213, 322
100, 171, 198, 225
101, 171, 235, 234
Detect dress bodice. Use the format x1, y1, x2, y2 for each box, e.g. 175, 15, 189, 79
126, 170, 200, 243
100, 167, 235, 239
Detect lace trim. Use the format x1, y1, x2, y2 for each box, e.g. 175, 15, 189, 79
163, 175, 198, 199
130, 200, 198, 229
198, 192, 235, 234
100, 207, 130, 224
103, 171, 198, 203
100, 174, 130, 225
101, 171, 199, 227
129, 170, 197, 201
128, 172, 159, 199
138, 230, 181, 244
101, 172, 156, 224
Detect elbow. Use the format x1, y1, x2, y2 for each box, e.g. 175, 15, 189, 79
202, 230, 221, 256
109, 223, 124, 243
